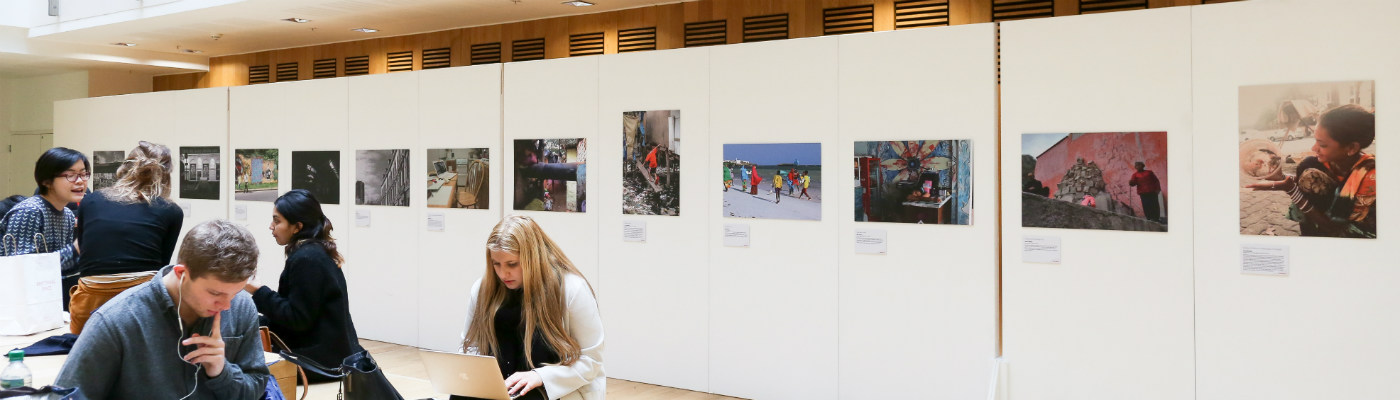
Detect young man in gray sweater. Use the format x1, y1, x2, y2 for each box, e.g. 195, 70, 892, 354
55, 219, 270, 399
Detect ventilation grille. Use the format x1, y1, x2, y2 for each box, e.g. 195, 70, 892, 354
743, 14, 789, 43
422, 47, 451, 69
618, 27, 657, 53
569, 32, 605, 57
275, 62, 298, 82
387, 51, 414, 72
1079, 0, 1146, 14
345, 56, 370, 76
313, 59, 337, 79
513, 38, 545, 61
248, 65, 270, 84
823, 5, 874, 35
992, 0, 1054, 22
684, 20, 727, 47
895, 0, 950, 29
471, 42, 502, 65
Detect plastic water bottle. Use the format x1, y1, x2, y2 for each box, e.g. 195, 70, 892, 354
0, 350, 32, 389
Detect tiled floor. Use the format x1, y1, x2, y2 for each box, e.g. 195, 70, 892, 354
2, 327, 741, 400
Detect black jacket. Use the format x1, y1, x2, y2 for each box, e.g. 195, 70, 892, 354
252, 241, 362, 375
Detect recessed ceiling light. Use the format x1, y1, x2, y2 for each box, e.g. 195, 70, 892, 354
112, 42, 137, 46
351, 27, 378, 33
562, 1, 594, 6
283, 17, 311, 23
182, 49, 203, 54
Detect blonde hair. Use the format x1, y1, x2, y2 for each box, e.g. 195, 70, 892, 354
464, 215, 593, 368
103, 141, 172, 204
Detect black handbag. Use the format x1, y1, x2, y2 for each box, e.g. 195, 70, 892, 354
278, 349, 404, 400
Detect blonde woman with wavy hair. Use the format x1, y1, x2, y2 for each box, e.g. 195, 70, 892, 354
68, 141, 184, 313
461, 215, 605, 400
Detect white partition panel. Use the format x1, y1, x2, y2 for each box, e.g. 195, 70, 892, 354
503, 57, 601, 282
596, 47, 711, 392
836, 25, 999, 400
999, 8, 1194, 400
55, 88, 230, 253
345, 72, 420, 346
708, 37, 840, 400
230, 79, 349, 293
1192, 1, 1400, 399
417, 65, 505, 352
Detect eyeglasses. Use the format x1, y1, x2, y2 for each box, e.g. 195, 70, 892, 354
59, 173, 91, 183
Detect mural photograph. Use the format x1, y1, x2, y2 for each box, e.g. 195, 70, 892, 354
854, 140, 971, 225
1022, 132, 1168, 232
722, 143, 821, 221
622, 110, 680, 216
427, 148, 489, 209
178, 146, 220, 200
90, 150, 125, 191
356, 149, 411, 207
234, 149, 278, 202
1238, 81, 1375, 238
513, 139, 586, 212
291, 151, 341, 205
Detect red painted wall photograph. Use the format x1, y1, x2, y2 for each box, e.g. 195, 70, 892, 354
1022, 132, 1168, 232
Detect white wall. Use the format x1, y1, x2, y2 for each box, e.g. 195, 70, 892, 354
595, 47, 712, 393
416, 65, 504, 352
1191, 0, 1400, 399
999, 7, 1195, 400
54, 87, 229, 252
836, 24, 999, 400
707, 36, 841, 400
5, 71, 87, 133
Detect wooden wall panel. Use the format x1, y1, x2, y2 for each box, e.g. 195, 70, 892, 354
154, 0, 1209, 91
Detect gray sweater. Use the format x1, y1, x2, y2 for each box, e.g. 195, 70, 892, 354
54, 266, 269, 400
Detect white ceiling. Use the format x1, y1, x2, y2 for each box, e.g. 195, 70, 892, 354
30, 0, 681, 58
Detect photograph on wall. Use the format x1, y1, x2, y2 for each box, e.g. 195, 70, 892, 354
623, 110, 680, 216
427, 148, 489, 209
1239, 81, 1375, 238
178, 146, 220, 200
234, 149, 278, 202
90, 150, 125, 191
355, 149, 410, 207
721, 143, 821, 221
513, 139, 586, 212
854, 140, 972, 225
1021, 132, 1168, 232
291, 151, 341, 205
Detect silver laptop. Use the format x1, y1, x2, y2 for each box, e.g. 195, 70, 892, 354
419, 349, 512, 400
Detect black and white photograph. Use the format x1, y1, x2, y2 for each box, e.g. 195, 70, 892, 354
90, 150, 125, 191
178, 146, 220, 200
356, 149, 410, 207
291, 150, 341, 205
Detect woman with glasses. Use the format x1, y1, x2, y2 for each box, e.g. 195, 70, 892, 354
66, 142, 184, 316
1, 147, 89, 275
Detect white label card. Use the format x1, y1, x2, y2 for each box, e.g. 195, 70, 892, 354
426, 212, 445, 232
1241, 243, 1289, 276
854, 229, 887, 255
622, 220, 646, 242
234, 204, 248, 221
355, 209, 371, 228
1022, 235, 1062, 264
723, 224, 750, 247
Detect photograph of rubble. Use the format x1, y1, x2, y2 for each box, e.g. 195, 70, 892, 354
1022, 132, 1168, 232
622, 110, 680, 216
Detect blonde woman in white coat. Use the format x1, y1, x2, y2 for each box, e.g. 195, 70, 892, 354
460, 215, 605, 400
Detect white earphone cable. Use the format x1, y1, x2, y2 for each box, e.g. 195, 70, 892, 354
176, 272, 201, 400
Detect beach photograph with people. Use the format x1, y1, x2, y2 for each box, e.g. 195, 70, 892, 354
721, 143, 821, 221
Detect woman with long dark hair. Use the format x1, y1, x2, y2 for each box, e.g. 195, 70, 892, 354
460, 215, 604, 400
244, 189, 361, 381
